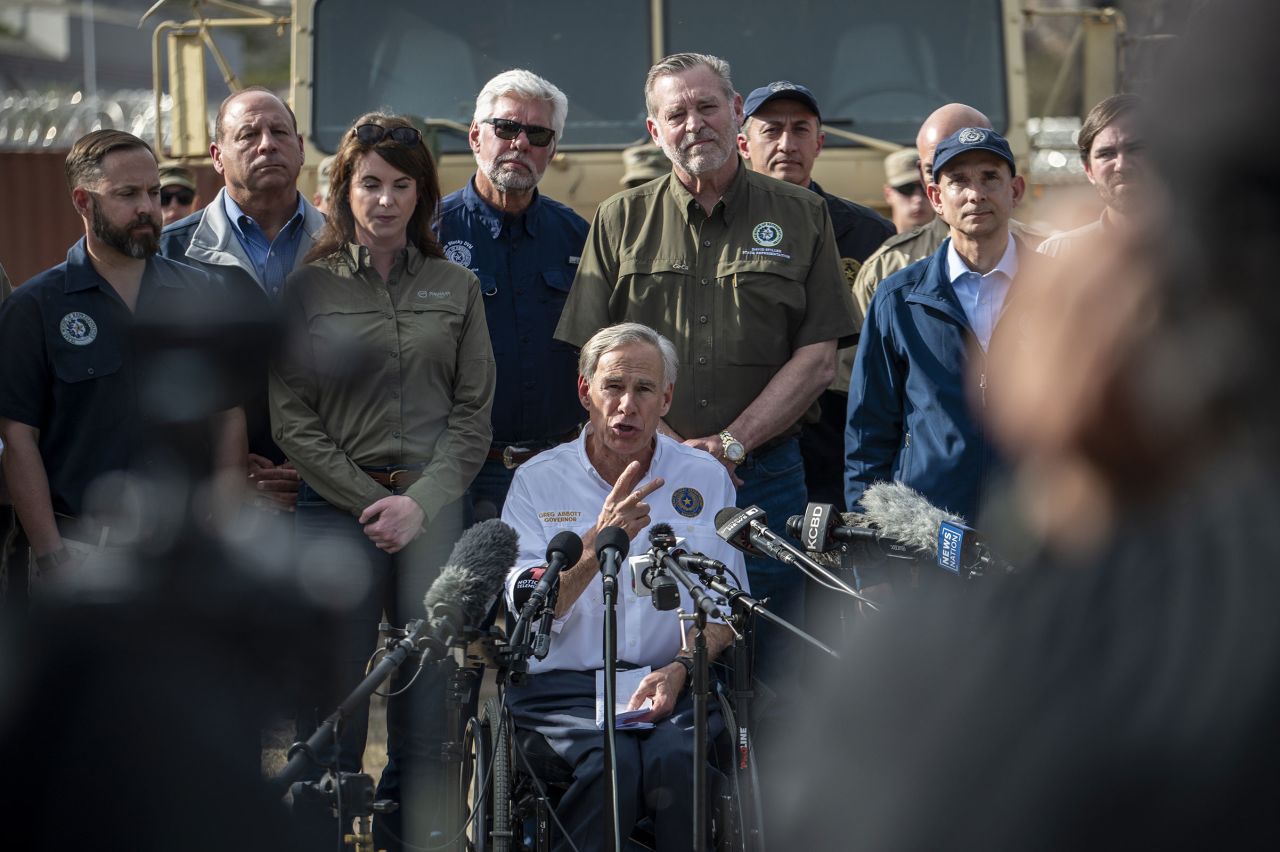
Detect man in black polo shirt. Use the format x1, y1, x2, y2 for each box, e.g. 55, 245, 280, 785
0, 129, 242, 581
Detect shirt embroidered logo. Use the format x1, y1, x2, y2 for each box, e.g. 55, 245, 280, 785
672, 487, 704, 518
443, 240, 474, 268
752, 222, 783, 248
59, 312, 97, 346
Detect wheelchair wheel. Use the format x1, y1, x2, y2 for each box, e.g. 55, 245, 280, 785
464, 713, 491, 852
483, 697, 513, 852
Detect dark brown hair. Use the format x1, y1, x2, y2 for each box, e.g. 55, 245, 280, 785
305, 112, 445, 263
1078, 93, 1141, 163
64, 129, 155, 193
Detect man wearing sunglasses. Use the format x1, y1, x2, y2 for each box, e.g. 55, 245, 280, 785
158, 163, 202, 227
882, 148, 935, 236
437, 70, 589, 521
160, 87, 326, 514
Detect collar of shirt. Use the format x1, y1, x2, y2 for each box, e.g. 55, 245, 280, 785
668, 159, 746, 225
62, 237, 180, 295
461, 177, 542, 240
224, 191, 305, 245
337, 241, 424, 279
572, 424, 664, 490
945, 233, 1018, 349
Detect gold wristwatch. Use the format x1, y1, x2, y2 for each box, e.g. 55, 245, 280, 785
719, 430, 746, 463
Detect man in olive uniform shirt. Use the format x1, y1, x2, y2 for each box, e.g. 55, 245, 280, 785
555, 52, 857, 686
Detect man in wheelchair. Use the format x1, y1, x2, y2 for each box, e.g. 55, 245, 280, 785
499, 322, 746, 851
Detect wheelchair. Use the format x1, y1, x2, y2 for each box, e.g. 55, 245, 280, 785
458, 613, 765, 851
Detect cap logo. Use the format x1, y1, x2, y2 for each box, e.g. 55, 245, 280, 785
958, 128, 987, 145
752, 221, 783, 247
672, 487, 704, 518
769, 81, 798, 92
443, 240, 473, 268
59, 312, 97, 346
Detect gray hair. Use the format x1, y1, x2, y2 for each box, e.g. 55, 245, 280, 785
645, 53, 735, 119
579, 323, 678, 389
474, 69, 569, 138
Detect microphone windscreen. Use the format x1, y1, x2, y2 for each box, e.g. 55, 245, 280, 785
595, 525, 631, 562
714, 506, 743, 528
546, 529, 584, 566
510, 565, 546, 612
424, 518, 520, 624
855, 482, 963, 557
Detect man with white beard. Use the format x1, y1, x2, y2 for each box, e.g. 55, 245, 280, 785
437, 70, 589, 519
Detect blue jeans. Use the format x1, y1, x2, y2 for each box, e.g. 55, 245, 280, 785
293, 479, 465, 850
735, 438, 808, 694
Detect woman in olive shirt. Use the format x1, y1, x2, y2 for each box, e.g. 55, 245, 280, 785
270, 113, 494, 846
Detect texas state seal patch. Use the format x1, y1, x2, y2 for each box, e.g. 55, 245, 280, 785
672, 487, 704, 518
59, 312, 97, 346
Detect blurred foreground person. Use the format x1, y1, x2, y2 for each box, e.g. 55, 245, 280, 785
773, 3, 1280, 847
270, 113, 494, 850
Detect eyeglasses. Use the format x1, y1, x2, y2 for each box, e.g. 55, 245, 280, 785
161, 188, 194, 207
482, 118, 556, 147
354, 123, 423, 147
891, 182, 925, 198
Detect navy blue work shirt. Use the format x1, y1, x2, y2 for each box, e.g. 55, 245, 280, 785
0, 239, 218, 517
436, 179, 588, 444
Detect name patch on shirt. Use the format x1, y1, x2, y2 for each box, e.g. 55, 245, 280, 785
59, 312, 98, 346
417, 290, 452, 299
443, 240, 474, 268
538, 510, 583, 524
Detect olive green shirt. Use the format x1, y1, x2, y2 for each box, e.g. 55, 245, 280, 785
270, 244, 495, 522
555, 164, 856, 440
0, 262, 11, 301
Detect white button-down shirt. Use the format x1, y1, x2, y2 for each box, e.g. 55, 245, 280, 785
501, 430, 746, 674
946, 234, 1018, 351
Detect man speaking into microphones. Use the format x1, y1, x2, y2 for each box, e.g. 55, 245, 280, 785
500, 323, 744, 852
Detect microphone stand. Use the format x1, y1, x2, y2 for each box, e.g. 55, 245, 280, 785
600, 547, 623, 852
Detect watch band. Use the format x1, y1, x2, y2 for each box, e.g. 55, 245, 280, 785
672, 655, 694, 689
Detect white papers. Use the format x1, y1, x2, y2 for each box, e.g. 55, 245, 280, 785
595, 666, 655, 730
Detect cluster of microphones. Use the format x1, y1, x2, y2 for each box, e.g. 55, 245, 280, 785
413, 481, 1015, 659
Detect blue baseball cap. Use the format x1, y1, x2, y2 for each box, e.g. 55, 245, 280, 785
743, 81, 822, 123
931, 127, 1017, 178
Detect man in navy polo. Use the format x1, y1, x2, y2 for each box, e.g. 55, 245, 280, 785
436, 69, 589, 520
0, 129, 240, 581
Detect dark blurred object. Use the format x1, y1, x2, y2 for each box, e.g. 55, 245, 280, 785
769, 2, 1280, 847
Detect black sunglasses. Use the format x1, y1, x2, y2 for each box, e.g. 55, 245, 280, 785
161, 188, 194, 206
354, 123, 422, 147
482, 118, 556, 147
892, 181, 925, 198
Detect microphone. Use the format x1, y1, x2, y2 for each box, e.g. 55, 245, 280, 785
855, 481, 1015, 579
595, 525, 630, 596
518, 529, 584, 622
649, 523, 726, 620
420, 518, 520, 652
786, 503, 917, 559
714, 506, 878, 608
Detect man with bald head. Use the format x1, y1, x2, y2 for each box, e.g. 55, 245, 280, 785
160, 86, 326, 510
849, 103, 993, 322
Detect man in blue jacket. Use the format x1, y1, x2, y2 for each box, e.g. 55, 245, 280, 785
845, 128, 1030, 550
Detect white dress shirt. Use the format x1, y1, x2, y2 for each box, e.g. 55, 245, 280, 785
946, 234, 1019, 351
501, 430, 747, 674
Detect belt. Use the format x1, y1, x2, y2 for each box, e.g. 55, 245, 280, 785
363, 468, 424, 489
487, 428, 579, 470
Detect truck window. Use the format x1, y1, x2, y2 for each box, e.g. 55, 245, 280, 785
665, 0, 1007, 144
312, 0, 651, 153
